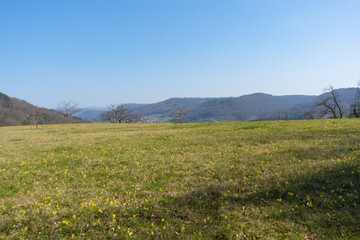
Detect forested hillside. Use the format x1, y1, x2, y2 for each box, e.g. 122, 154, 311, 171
255, 88, 358, 121
0, 92, 89, 126
188, 93, 315, 122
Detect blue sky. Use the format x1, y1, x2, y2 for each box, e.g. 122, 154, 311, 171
1, 0, 360, 108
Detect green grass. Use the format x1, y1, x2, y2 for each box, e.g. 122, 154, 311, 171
0, 120, 359, 239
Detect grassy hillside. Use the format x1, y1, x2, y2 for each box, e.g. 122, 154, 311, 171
0, 120, 359, 239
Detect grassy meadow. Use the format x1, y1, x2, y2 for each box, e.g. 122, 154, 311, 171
0, 120, 359, 239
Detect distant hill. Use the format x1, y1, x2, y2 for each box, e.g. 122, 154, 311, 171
255, 88, 357, 121
123, 103, 147, 109
281, 95, 317, 102
0, 92, 89, 127
72, 88, 359, 123
75, 104, 147, 122
74, 107, 107, 122
187, 93, 315, 122
133, 97, 217, 120
76, 98, 218, 122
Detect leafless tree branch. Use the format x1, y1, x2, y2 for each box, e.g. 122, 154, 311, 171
59, 101, 80, 123
314, 85, 343, 119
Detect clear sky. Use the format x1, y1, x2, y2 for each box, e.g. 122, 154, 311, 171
1, 0, 360, 108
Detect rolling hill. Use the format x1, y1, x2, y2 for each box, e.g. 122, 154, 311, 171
74, 107, 108, 122
255, 88, 358, 121
51, 87, 360, 123
0, 92, 89, 126
76, 94, 317, 123
76, 98, 217, 122
132, 97, 217, 118
187, 93, 316, 122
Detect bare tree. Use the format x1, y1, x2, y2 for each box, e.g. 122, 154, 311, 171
315, 85, 343, 119
102, 104, 140, 123
102, 109, 116, 123
59, 101, 80, 122
304, 110, 316, 120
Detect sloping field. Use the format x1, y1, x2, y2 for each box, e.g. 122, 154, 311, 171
0, 120, 359, 239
